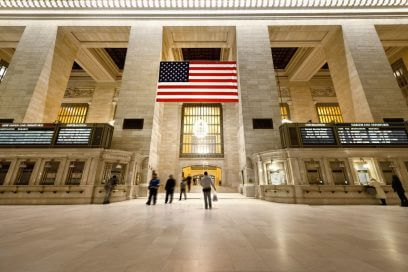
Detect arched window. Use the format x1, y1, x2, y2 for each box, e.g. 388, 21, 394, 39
180, 103, 223, 158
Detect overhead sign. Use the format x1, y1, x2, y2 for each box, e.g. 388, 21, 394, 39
0, 123, 55, 146
280, 122, 408, 148
0, 123, 113, 148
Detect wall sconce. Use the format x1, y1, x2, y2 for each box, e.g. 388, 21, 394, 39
44, 159, 55, 169
19, 161, 28, 168
335, 159, 345, 168
69, 160, 78, 168
308, 159, 320, 168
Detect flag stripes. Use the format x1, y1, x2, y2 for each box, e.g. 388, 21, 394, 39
156, 61, 239, 102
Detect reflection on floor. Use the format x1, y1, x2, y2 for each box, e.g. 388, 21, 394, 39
1, 195, 407, 272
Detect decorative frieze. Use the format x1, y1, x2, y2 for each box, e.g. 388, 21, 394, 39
278, 87, 291, 97
311, 87, 336, 97
1, 0, 406, 9
64, 87, 94, 98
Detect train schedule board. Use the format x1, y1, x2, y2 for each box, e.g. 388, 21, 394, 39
337, 123, 408, 145
300, 125, 336, 145
55, 124, 92, 145
0, 123, 55, 146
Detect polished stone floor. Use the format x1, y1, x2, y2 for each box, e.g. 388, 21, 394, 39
1, 194, 408, 272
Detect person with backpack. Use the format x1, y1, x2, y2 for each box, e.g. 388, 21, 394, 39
103, 175, 118, 204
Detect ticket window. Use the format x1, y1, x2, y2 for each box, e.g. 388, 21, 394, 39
354, 161, 371, 185
40, 161, 60, 185
65, 161, 85, 185
379, 161, 396, 185
0, 161, 11, 185
102, 163, 127, 185
15, 161, 36, 185
266, 162, 286, 185
330, 161, 350, 185
305, 161, 324, 185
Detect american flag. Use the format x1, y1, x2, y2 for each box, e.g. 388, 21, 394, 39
156, 61, 239, 102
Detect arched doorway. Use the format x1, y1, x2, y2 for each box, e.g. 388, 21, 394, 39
182, 165, 222, 189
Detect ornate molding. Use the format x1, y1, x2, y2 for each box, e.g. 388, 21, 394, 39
311, 87, 336, 97
64, 87, 94, 98
0, 0, 406, 9
278, 87, 291, 97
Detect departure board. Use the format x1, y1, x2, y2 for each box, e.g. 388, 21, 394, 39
337, 124, 408, 145
0, 124, 55, 145
281, 123, 408, 148
56, 125, 92, 145
300, 126, 336, 145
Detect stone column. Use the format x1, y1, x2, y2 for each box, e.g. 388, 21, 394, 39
0, 26, 79, 123
112, 25, 163, 184
87, 82, 117, 123
289, 85, 319, 122
236, 25, 282, 190
0, 25, 57, 122
324, 24, 408, 122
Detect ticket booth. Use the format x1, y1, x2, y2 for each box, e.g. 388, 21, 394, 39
265, 161, 286, 185
328, 160, 350, 185
352, 158, 374, 185
0, 161, 11, 185
305, 160, 324, 185
378, 161, 396, 185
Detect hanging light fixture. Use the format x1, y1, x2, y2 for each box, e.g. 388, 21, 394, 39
276, 70, 292, 124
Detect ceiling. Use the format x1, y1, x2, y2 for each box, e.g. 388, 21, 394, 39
271, 48, 298, 70
105, 48, 127, 70
182, 48, 221, 61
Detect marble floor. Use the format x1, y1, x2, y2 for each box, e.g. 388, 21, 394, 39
1, 194, 408, 272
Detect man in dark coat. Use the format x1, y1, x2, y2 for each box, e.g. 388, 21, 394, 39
103, 175, 118, 204
391, 175, 408, 207
165, 174, 176, 204
186, 175, 192, 192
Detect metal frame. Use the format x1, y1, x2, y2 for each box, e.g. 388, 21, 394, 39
180, 103, 224, 158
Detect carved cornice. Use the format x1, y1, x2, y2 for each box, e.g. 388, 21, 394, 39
0, 0, 406, 9
0, 0, 407, 18
64, 87, 94, 98
311, 87, 336, 97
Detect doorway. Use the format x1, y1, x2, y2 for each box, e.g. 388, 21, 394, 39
182, 165, 222, 188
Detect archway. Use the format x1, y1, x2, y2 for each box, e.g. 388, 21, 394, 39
182, 165, 222, 190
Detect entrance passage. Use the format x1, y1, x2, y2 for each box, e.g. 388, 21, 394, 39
182, 165, 222, 189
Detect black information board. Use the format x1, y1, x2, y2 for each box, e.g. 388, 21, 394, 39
0, 123, 113, 148
300, 126, 336, 145
56, 125, 92, 145
0, 124, 55, 146
337, 124, 408, 145
280, 122, 408, 148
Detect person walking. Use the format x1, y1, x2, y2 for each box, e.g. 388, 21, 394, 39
370, 178, 387, 205
200, 172, 216, 209
103, 175, 118, 204
179, 178, 187, 201
391, 175, 408, 207
186, 175, 192, 192
165, 174, 176, 204
146, 172, 160, 205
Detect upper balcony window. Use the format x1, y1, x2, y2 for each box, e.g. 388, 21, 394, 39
180, 103, 223, 158
57, 103, 88, 124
